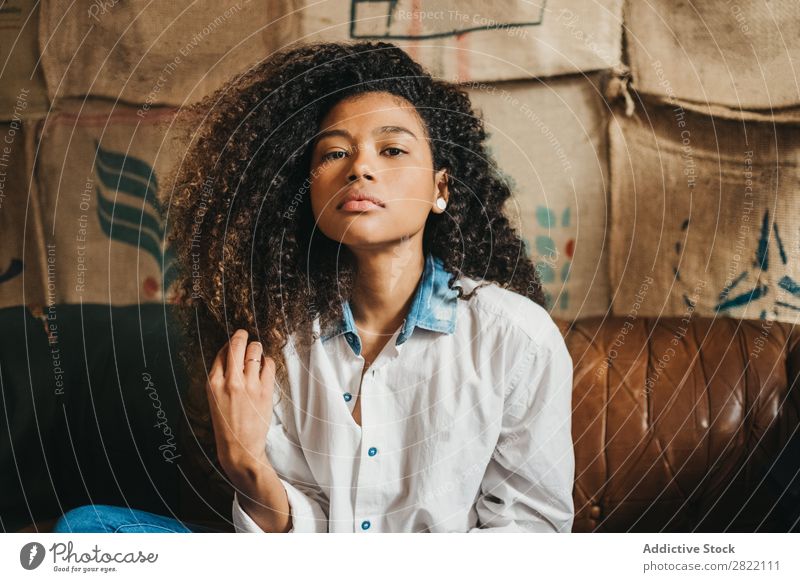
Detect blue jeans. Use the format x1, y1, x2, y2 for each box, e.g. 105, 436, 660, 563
52, 504, 220, 533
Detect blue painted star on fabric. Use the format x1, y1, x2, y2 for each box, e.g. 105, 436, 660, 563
320, 253, 459, 356
712, 209, 800, 318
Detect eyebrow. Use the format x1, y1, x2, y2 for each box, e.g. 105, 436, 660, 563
314, 125, 418, 144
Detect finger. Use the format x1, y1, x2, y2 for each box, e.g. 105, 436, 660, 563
243, 341, 264, 384
209, 343, 228, 387
227, 329, 249, 380
260, 355, 277, 387
205, 360, 224, 419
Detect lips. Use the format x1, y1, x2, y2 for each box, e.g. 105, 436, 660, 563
337, 189, 386, 211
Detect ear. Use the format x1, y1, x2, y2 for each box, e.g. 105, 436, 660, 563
432, 167, 450, 214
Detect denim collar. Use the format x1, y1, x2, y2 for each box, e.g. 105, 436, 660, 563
319, 253, 459, 356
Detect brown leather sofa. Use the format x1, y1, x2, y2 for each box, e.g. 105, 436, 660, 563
562, 315, 799, 532
8, 307, 799, 532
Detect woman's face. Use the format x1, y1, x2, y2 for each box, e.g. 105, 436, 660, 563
308, 91, 448, 250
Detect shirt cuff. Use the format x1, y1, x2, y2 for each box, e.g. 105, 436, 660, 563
231, 478, 323, 533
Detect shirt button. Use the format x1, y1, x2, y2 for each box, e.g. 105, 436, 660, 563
343, 392, 352, 402
368, 446, 378, 457
361, 520, 371, 530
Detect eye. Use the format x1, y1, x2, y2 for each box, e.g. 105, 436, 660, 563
321, 150, 347, 161
383, 147, 406, 157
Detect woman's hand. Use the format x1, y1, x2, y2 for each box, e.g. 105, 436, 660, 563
207, 329, 293, 532
206, 329, 277, 489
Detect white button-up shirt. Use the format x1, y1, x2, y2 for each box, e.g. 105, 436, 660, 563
232, 253, 575, 532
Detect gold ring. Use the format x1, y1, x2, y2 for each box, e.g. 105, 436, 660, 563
245, 358, 261, 363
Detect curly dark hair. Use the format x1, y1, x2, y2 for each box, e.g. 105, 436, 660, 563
165, 40, 545, 502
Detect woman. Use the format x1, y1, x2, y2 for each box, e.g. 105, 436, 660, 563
53, 40, 575, 533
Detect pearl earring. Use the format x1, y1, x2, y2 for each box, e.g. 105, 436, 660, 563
435, 198, 447, 210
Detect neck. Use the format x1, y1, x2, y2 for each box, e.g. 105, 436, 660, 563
348, 238, 425, 339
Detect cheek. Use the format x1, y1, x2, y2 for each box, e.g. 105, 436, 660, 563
308, 184, 323, 219
388, 169, 436, 219
309, 172, 337, 216
308, 179, 349, 241
387, 198, 433, 226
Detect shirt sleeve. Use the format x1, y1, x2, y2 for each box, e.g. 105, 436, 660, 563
231, 394, 329, 533
468, 327, 575, 533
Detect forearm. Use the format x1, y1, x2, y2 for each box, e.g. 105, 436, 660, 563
232, 461, 293, 533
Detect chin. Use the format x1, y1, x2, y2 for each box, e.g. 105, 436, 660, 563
339, 230, 395, 248
321, 218, 394, 246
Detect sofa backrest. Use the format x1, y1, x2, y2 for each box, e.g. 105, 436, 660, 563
561, 316, 800, 532
0, 304, 187, 532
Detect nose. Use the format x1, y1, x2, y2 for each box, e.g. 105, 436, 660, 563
347, 144, 375, 183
